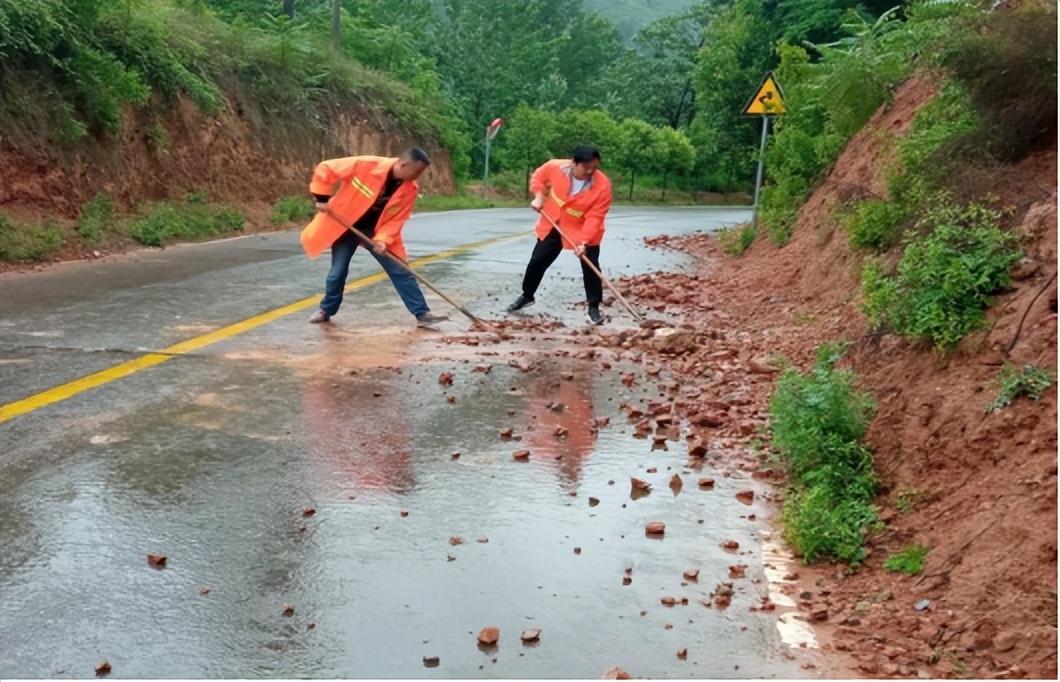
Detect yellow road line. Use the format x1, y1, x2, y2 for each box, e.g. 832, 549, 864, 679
0, 230, 527, 424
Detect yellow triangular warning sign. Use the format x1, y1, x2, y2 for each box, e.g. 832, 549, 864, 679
743, 72, 786, 116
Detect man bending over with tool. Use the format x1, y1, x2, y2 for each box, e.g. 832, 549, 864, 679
507, 146, 613, 325
301, 147, 448, 328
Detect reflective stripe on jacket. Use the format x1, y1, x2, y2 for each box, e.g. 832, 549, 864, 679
530, 159, 613, 248
300, 155, 419, 260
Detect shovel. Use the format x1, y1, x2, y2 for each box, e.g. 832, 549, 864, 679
538, 209, 646, 324
323, 208, 491, 330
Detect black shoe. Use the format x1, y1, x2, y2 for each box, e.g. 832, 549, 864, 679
416, 312, 449, 328
507, 294, 535, 313
586, 305, 605, 326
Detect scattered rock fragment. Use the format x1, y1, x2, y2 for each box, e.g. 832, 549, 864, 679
500, 427, 514, 439
588, 497, 600, 507
478, 627, 500, 645
513, 450, 530, 461
449, 536, 465, 546
147, 554, 167, 568
729, 564, 747, 579
645, 521, 665, 536
423, 656, 440, 668
677, 648, 688, 659
721, 540, 739, 551
438, 372, 454, 386
669, 474, 683, 494
302, 506, 316, 517
698, 478, 715, 489
602, 666, 631, 680
95, 661, 111, 677
631, 478, 652, 492
521, 629, 541, 642
683, 569, 699, 581
282, 604, 295, 617
735, 490, 754, 504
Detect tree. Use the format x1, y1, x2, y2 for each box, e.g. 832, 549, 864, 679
495, 105, 559, 195
655, 125, 695, 198
553, 109, 622, 162
616, 118, 663, 201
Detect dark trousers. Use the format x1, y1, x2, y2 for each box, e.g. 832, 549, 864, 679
521, 228, 602, 305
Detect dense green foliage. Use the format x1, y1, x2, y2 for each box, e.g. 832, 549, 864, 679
769, 344, 878, 564
884, 544, 928, 574
861, 202, 1020, 349
0, 215, 64, 262
270, 195, 315, 225
987, 365, 1055, 413
77, 193, 115, 243
128, 197, 245, 247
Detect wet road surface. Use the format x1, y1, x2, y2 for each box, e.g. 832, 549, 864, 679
0, 207, 817, 678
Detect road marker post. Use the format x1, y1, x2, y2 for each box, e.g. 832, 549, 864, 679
742, 71, 787, 229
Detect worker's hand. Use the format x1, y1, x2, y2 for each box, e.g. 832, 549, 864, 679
371, 240, 388, 256
573, 243, 587, 257
530, 194, 544, 212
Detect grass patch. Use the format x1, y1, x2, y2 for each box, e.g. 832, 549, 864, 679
128, 199, 244, 247
841, 198, 909, 252
271, 195, 314, 225
717, 224, 756, 256
895, 487, 926, 514
861, 201, 1020, 349
0, 214, 64, 262
76, 193, 114, 243
884, 544, 929, 575
415, 194, 523, 212
987, 364, 1054, 412
769, 343, 878, 564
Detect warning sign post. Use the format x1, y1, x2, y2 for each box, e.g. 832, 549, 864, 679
744, 72, 787, 229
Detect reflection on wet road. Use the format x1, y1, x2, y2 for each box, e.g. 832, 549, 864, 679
0, 207, 814, 678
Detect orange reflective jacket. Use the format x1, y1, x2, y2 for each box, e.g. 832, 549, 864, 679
530, 159, 613, 248
300, 155, 420, 260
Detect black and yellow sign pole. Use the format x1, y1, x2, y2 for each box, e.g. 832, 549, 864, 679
742, 71, 786, 229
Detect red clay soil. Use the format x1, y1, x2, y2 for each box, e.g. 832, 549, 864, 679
602, 77, 1057, 678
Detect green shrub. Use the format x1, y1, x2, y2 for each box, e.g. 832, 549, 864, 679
77, 193, 114, 243
717, 224, 756, 255
270, 195, 314, 225
770, 343, 878, 564
884, 544, 929, 575
0, 214, 64, 262
129, 201, 244, 247
987, 364, 1054, 412
861, 201, 1020, 348
842, 198, 908, 251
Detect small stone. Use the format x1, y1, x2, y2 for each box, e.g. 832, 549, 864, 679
147, 554, 167, 568
646, 467, 658, 474
400, 510, 409, 517
477, 626, 500, 645
451, 452, 461, 460
669, 474, 683, 493
645, 521, 665, 535
728, 564, 747, 579
521, 628, 541, 642
631, 478, 652, 491
623, 576, 632, 586
198, 587, 210, 595
95, 661, 111, 677
683, 569, 699, 581
855, 601, 871, 615
574, 547, 582, 555
282, 604, 295, 617
602, 666, 631, 680
513, 449, 530, 460
735, 489, 754, 504
423, 656, 440, 668
677, 648, 688, 659
476, 537, 489, 544
500, 427, 514, 439
438, 372, 454, 386
588, 496, 600, 507
811, 607, 829, 622
302, 506, 316, 517
721, 540, 739, 551
993, 632, 1018, 652
661, 596, 677, 606
698, 478, 715, 489
914, 599, 931, 612
449, 536, 465, 545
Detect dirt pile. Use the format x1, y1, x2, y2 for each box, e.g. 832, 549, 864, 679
598, 77, 1056, 678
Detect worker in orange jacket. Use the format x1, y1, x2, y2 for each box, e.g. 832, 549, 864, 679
301, 147, 447, 327
507, 146, 613, 325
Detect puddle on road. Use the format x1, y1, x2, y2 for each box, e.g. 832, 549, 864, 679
0, 344, 815, 679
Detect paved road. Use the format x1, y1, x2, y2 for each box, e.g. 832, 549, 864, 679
0, 206, 816, 678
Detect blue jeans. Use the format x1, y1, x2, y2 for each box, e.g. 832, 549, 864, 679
319, 231, 429, 318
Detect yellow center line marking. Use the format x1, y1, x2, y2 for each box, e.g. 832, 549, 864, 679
0, 230, 527, 424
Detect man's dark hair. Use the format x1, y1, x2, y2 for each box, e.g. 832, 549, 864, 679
404, 147, 431, 165
572, 145, 601, 164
